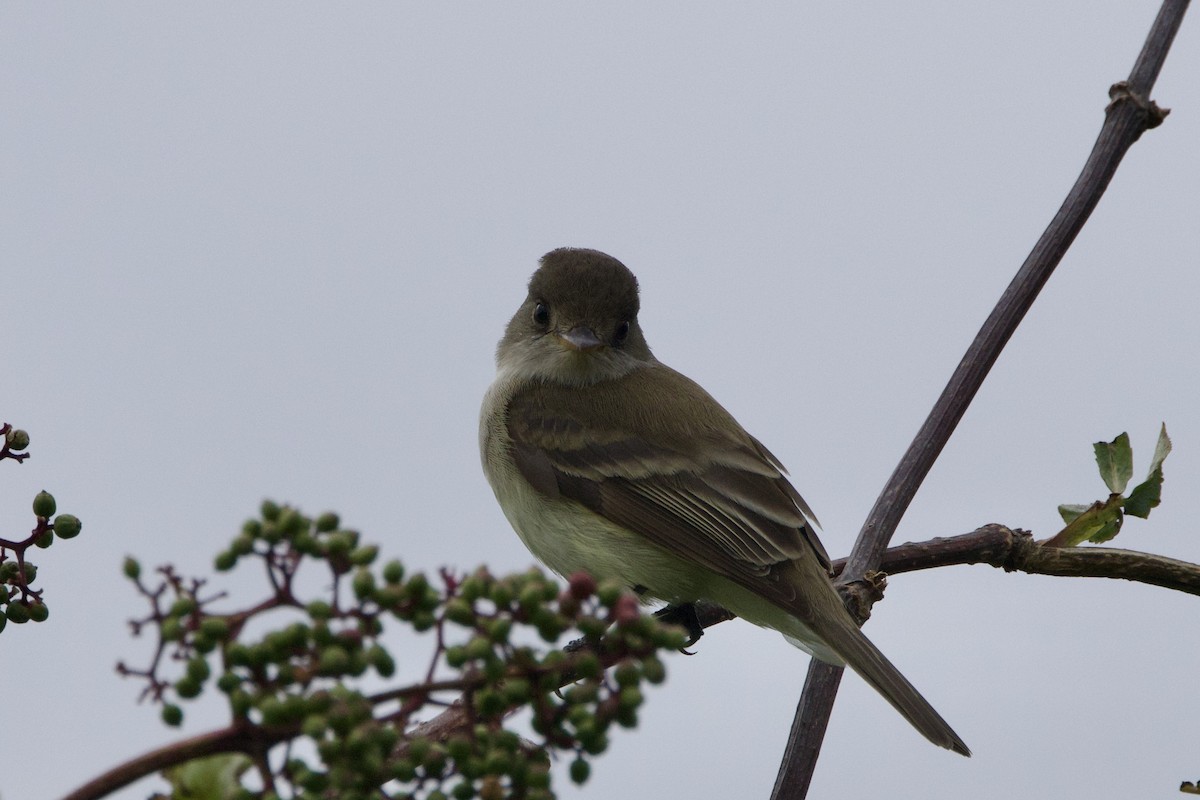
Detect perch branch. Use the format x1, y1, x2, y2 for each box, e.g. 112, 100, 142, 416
773, 3, 1191, 796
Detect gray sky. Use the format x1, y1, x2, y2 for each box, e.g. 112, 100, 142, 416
3, 4, 1199, 799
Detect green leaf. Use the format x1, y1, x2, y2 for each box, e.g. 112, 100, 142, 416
1044, 495, 1124, 548
1087, 507, 1125, 544
1124, 424, 1172, 519
1093, 432, 1134, 495
160, 754, 252, 800
1057, 504, 1090, 525
1147, 423, 1172, 477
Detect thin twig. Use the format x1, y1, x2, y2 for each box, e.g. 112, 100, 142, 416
772, 2, 1191, 797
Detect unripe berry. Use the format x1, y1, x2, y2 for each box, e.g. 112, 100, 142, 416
32, 491, 55, 518
6, 429, 30, 450
162, 704, 184, 726
642, 655, 667, 684
6, 602, 30, 624
569, 757, 591, 785
382, 560, 405, 585
122, 556, 141, 582
53, 514, 82, 539
260, 499, 281, 522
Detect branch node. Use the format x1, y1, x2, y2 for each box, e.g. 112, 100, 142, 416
835, 571, 887, 625
1107, 80, 1171, 128
999, 527, 1037, 573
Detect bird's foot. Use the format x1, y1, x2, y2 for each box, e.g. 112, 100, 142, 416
654, 602, 705, 651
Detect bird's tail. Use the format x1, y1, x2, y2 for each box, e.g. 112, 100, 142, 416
811, 611, 970, 756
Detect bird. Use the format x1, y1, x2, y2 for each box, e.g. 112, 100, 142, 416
479, 247, 969, 755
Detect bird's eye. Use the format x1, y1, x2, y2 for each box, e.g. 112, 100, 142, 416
532, 302, 550, 327
614, 320, 630, 344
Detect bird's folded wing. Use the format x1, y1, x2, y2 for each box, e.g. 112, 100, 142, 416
506, 365, 830, 592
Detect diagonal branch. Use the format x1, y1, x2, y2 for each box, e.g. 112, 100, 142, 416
772, 2, 1192, 796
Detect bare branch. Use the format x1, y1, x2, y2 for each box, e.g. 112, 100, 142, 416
60, 724, 294, 800
834, 525, 1200, 598
775, 4, 1192, 792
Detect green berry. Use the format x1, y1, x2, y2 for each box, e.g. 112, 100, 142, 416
162, 704, 184, 726
619, 686, 644, 712
488, 582, 513, 608
325, 531, 354, 557
487, 617, 512, 644
351, 568, 376, 600
200, 617, 229, 640
186, 656, 211, 683
229, 690, 252, 717
301, 713, 328, 738
368, 645, 396, 678
445, 598, 475, 626
350, 545, 378, 566
465, 635, 492, 661
192, 628, 216, 652
569, 757, 591, 785
34, 530, 53, 549
53, 514, 82, 539
596, 579, 623, 607
613, 661, 639, 687
32, 491, 56, 518
175, 676, 202, 699
230, 534, 254, 556
6, 429, 30, 450
277, 508, 304, 537
573, 652, 601, 680
318, 647, 351, 676
642, 656, 666, 684
169, 597, 197, 618
445, 645, 468, 668
527, 763, 551, 790
473, 689, 505, 719
306, 600, 333, 620
315, 512, 340, 532
216, 673, 241, 694
6, 602, 30, 624
502, 678, 531, 705
518, 585, 543, 612
422, 744, 449, 776
122, 556, 141, 582
260, 499, 281, 522
27, 602, 49, 622
382, 560, 405, 585
214, 550, 237, 572
160, 617, 183, 641
391, 757, 416, 783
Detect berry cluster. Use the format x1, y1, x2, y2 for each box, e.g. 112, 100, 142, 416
0, 423, 83, 633
120, 501, 686, 800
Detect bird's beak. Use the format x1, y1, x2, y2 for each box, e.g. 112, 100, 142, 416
556, 326, 604, 351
